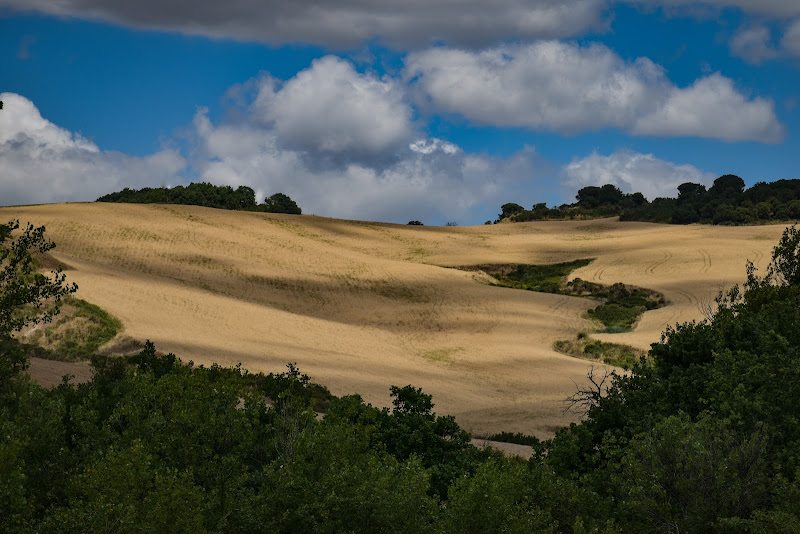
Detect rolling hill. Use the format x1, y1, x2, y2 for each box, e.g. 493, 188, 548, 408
1, 202, 788, 437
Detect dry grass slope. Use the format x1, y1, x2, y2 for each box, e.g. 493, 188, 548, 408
1, 203, 787, 438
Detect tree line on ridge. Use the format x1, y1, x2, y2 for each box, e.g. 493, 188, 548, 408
97, 183, 302, 215
498, 174, 800, 225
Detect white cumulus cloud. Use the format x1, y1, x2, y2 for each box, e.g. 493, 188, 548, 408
560, 149, 717, 200
185, 57, 550, 224
405, 41, 784, 143
251, 57, 413, 162
631, 74, 784, 142
0, 92, 185, 207
192, 106, 543, 224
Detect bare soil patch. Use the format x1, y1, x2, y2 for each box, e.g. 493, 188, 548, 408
26, 357, 93, 388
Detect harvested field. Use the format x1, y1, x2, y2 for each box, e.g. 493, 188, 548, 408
2, 203, 788, 438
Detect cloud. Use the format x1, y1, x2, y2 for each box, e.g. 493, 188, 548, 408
0, 62, 553, 224
631, 74, 784, 142
6, 0, 800, 52
729, 25, 780, 64
405, 41, 783, 143
0, 92, 185, 206
781, 19, 800, 56
186, 57, 548, 224
192, 111, 543, 225
560, 149, 717, 200
728, 19, 800, 63
250, 57, 414, 165
406, 42, 665, 134
0, 0, 610, 49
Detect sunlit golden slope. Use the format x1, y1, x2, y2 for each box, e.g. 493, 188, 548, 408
1, 203, 787, 437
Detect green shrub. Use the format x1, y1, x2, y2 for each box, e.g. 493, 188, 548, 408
587, 303, 642, 331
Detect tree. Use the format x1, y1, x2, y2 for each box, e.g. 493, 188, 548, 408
498, 203, 525, 221
709, 174, 745, 199
1, 220, 77, 379
768, 225, 800, 286
235, 185, 257, 209
407, 220, 424, 226
677, 182, 706, 202
263, 193, 302, 215
575, 185, 624, 208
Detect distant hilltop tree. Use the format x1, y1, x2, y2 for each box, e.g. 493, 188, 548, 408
262, 193, 302, 215
497, 203, 524, 222
498, 174, 800, 226
97, 183, 301, 215
407, 220, 424, 226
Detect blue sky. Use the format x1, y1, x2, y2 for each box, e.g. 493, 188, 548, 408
1, 1, 799, 225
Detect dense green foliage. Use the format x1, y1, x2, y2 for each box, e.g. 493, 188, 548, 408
566, 279, 666, 331
97, 183, 302, 214
497, 185, 646, 222
500, 175, 800, 225
487, 259, 594, 293
1, 220, 77, 381
546, 226, 800, 531
262, 192, 302, 215
3, 224, 800, 531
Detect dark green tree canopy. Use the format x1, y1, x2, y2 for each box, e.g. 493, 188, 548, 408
575, 184, 624, 208
498, 203, 525, 221
1, 220, 77, 339
677, 182, 706, 201
1, 220, 77, 381
263, 193, 302, 215
709, 174, 745, 198
501, 174, 800, 225
96, 183, 300, 214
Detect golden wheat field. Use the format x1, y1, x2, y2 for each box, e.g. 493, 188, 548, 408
1, 203, 789, 438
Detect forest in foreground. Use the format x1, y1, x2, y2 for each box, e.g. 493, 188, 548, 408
2, 219, 800, 532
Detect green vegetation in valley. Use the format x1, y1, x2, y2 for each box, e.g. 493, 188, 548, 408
97, 182, 302, 214
498, 174, 800, 225
16, 296, 121, 361
553, 331, 647, 368
5, 220, 800, 531
484, 259, 593, 293
472, 260, 665, 332
566, 278, 666, 332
